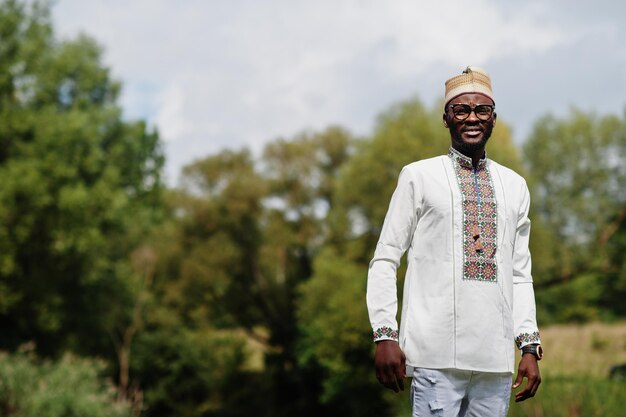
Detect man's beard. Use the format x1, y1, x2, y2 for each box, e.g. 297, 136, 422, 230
449, 126, 492, 156
453, 137, 488, 154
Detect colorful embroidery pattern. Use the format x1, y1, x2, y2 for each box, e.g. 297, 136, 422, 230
373, 326, 399, 341
515, 331, 540, 349
449, 148, 498, 282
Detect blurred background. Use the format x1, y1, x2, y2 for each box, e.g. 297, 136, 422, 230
0, 1, 625, 416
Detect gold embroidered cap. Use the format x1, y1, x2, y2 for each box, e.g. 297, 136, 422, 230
444, 66, 494, 105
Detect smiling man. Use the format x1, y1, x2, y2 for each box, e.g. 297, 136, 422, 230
366, 67, 542, 416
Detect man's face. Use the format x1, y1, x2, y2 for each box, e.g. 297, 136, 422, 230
443, 93, 497, 154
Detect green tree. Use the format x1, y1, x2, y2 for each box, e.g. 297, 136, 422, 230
0, 0, 164, 368
131, 327, 249, 417
524, 108, 626, 321
135, 127, 354, 416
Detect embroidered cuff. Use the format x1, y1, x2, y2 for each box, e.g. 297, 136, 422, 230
372, 326, 398, 342
515, 331, 540, 349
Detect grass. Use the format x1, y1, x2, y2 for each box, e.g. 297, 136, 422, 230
536, 321, 626, 378
394, 321, 626, 417
508, 321, 626, 417
509, 375, 626, 417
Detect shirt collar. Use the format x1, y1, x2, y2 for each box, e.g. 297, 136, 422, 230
448, 147, 488, 170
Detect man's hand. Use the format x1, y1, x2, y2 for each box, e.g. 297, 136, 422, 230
374, 340, 406, 392
512, 353, 541, 402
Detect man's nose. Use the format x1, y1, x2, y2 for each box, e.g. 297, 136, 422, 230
465, 110, 480, 122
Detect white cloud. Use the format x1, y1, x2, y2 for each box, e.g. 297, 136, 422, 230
53, 0, 621, 183
154, 82, 193, 142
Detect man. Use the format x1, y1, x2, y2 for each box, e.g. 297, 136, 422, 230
366, 67, 542, 417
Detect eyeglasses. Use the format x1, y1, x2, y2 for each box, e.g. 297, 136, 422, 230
447, 104, 495, 121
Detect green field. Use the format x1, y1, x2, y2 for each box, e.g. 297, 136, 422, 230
395, 322, 626, 417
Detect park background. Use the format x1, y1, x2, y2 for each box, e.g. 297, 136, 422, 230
1, 1, 625, 416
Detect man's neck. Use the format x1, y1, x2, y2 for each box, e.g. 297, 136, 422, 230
452, 145, 486, 169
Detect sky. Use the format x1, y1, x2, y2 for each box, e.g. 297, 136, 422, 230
51, 0, 626, 184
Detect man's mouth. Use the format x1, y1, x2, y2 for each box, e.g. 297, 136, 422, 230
463, 129, 483, 138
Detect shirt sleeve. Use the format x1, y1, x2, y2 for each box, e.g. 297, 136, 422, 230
366, 166, 420, 342
512, 180, 541, 349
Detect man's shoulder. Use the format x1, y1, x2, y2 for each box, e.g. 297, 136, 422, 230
403, 155, 448, 173
488, 159, 527, 186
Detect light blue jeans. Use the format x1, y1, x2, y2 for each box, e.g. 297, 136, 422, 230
410, 368, 512, 417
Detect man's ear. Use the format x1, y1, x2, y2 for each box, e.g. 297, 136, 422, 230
492, 112, 497, 127
442, 114, 448, 128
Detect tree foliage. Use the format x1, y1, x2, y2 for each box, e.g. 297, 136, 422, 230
2, 2, 626, 416
134, 127, 354, 416
525, 110, 626, 256
524, 108, 626, 322
0, 0, 163, 360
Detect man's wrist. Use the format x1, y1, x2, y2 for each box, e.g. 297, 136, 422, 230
521, 343, 543, 360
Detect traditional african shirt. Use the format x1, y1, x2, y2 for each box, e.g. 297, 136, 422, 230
366, 148, 540, 373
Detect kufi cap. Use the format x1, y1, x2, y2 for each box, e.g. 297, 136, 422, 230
444, 66, 494, 105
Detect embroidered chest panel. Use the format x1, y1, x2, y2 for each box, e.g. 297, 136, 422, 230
449, 150, 498, 282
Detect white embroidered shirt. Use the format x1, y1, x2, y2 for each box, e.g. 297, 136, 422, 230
366, 148, 541, 373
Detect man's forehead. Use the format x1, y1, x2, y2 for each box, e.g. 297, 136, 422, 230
449, 92, 495, 105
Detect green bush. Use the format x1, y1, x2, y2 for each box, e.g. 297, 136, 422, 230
131, 327, 249, 417
0, 350, 131, 417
